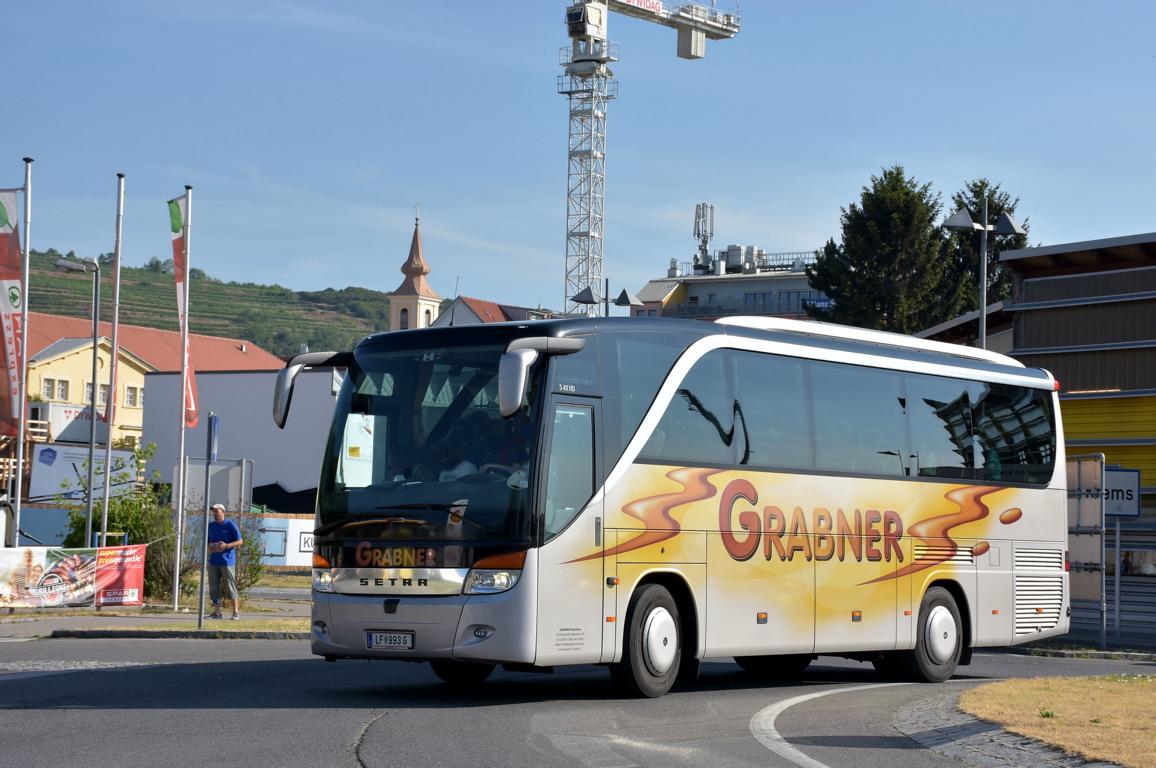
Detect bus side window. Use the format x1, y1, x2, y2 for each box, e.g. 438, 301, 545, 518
543, 405, 594, 541
640, 349, 735, 466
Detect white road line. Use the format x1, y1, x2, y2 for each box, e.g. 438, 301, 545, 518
750, 683, 912, 768
750, 680, 981, 768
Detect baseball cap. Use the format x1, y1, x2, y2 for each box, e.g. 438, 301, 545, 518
211, 503, 226, 512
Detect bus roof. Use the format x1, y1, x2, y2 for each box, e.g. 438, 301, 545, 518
356, 316, 1052, 386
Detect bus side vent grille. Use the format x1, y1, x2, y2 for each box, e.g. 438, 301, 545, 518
914, 545, 973, 565
1015, 548, 1064, 570
1014, 575, 1064, 635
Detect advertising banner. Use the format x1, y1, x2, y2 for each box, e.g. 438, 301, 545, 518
0, 544, 146, 608
29, 443, 135, 503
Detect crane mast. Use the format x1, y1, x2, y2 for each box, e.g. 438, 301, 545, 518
559, 2, 740, 316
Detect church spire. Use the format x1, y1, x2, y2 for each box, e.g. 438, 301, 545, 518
393, 213, 440, 299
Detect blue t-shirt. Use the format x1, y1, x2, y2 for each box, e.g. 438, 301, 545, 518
208, 519, 241, 566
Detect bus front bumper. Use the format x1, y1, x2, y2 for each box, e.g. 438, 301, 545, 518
310, 579, 537, 664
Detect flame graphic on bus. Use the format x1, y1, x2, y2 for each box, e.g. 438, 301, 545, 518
861, 486, 1020, 585
568, 467, 720, 563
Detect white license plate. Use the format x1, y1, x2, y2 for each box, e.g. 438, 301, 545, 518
366, 630, 414, 650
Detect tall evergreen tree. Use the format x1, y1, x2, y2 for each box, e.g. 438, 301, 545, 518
945, 178, 1030, 306
805, 165, 963, 333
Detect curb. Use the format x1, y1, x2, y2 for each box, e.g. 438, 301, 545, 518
49, 629, 310, 641
1019, 647, 1156, 662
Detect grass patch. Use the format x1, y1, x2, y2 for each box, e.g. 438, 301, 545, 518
256, 572, 311, 589
959, 675, 1156, 768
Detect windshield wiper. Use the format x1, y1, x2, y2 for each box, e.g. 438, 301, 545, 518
375, 503, 499, 533
313, 515, 430, 537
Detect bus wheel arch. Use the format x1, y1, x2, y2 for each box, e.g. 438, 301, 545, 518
612, 574, 699, 697
907, 583, 965, 682
927, 578, 972, 655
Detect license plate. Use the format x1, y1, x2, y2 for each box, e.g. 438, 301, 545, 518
366, 630, 414, 650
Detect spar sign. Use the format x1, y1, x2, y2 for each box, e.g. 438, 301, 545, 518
0, 544, 146, 608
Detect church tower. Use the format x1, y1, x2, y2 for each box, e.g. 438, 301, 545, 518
390, 215, 442, 331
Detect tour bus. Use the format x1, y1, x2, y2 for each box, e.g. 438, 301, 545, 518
273, 316, 1069, 697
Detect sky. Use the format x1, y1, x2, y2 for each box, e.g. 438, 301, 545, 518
5, 1, 1155, 314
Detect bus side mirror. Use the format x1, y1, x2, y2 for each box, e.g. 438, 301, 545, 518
273, 351, 350, 429
498, 349, 539, 418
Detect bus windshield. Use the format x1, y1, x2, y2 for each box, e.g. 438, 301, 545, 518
317, 343, 539, 543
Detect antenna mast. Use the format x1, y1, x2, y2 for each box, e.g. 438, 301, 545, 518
558, 2, 739, 315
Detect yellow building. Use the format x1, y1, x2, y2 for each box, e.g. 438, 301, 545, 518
28, 337, 153, 448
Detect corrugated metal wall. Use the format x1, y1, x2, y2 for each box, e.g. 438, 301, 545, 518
1019, 349, 1155, 392
1024, 266, 1156, 303
1019, 300, 1156, 348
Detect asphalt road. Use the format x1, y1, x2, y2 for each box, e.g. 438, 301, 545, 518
0, 639, 1150, 768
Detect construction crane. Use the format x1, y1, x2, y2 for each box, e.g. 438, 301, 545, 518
559, 1, 740, 316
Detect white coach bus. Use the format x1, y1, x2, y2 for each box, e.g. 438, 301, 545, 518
273, 316, 1069, 697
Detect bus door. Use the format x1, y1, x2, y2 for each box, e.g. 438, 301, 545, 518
534, 397, 606, 667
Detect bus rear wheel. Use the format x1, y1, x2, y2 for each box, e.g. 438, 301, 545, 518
430, 660, 495, 687
612, 584, 681, 698
903, 586, 962, 682
734, 654, 812, 680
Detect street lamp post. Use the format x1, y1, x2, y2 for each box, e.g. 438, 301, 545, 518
570, 277, 642, 317
943, 197, 1025, 349
55, 257, 101, 545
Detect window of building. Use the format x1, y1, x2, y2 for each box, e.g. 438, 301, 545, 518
424, 309, 432, 327
85, 383, 94, 404
98, 384, 109, 406
399, 308, 409, 330
56, 380, 69, 401
125, 386, 139, 407
42, 378, 55, 399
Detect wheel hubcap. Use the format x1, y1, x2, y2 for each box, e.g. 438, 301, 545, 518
642, 607, 677, 676
925, 605, 957, 664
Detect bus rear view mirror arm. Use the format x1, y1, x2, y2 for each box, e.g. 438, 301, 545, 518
498, 336, 585, 418
273, 351, 352, 429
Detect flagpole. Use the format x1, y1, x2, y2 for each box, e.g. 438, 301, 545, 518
12, 157, 32, 546
100, 173, 124, 547
171, 185, 192, 611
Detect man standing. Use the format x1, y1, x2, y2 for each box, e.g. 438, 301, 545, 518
207, 503, 243, 620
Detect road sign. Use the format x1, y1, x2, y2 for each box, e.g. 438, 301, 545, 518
1104, 468, 1141, 517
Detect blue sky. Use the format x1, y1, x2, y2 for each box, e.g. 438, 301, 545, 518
5, 1, 1154, 313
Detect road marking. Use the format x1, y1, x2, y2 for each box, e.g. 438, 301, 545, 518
750, 680, 980, 768
750, 683, 912, 768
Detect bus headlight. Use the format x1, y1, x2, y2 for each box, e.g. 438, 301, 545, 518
464, 569, 521, 594
313, 569, 336, 593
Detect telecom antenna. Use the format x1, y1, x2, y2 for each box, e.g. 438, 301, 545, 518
559, 2, 739, 316
694, 202, 714, 271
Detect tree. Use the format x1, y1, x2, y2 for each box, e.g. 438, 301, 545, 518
60, 443, 265, 600
945, 179, 1030, 306
806, 165, 964, 333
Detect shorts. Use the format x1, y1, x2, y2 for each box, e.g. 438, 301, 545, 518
208, 563, 238, 604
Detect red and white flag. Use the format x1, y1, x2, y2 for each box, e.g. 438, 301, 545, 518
168, 194, 198, 428
0, 189, 23, 435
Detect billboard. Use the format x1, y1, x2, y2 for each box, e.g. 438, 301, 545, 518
0, 544, 146, 608
28, 443, 136, 504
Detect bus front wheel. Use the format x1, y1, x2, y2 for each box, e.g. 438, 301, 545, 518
905, 586, 962, 682
430, 660, 495, 687
612, 584, 681, 698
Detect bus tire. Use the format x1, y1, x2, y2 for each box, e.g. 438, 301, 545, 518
904, 586, 962, 683
430, 660, 495, 687
734, 654, 812, 680
613, 584, 681, 698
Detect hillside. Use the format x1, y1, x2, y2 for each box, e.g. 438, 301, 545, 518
27, 249, 392, 358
